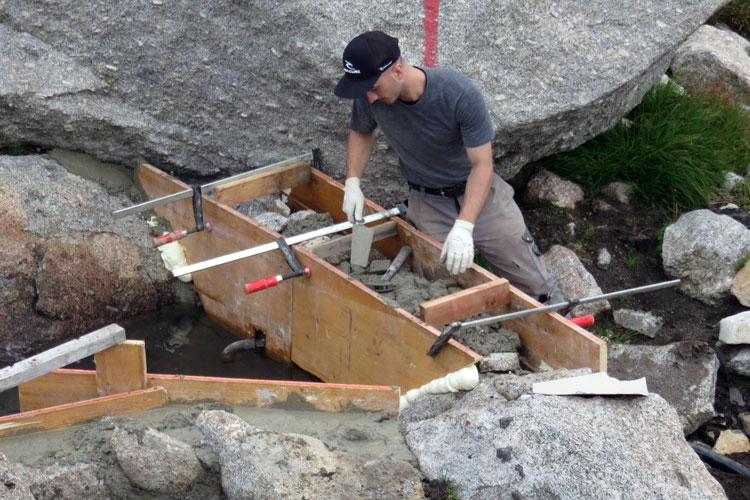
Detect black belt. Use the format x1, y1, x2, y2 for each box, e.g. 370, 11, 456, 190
408, 181, 467, 198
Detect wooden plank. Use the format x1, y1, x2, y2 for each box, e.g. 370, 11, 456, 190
95, 340, 147, 396
0, 387, 167, 438
137, 163, 295, 364
19, 369, 98, 412
419, 279, 511, 327
16, 370, 400, 416
501, 287, 607, 372
0, 324, 126, 392
212, 161, 311, 206
291, 246, 482, 392
311, 221, 399, 260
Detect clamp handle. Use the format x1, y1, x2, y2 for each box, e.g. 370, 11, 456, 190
244, 266, 312, 295
152, 220, 213, 248
569, 314, 595, 328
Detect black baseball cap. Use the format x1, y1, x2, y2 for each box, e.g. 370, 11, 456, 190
334, 31, 401, 99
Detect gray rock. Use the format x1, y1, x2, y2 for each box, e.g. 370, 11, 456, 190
671, 24, 750, 106
110, 426, 203, 494
731, 263, 750, 307
541, 245, 610, 316
608, 342, 719, 434
0, 0, 725, 199
612, 308, 663, 338
740, 413, 750, 436
196, 410, 423, 500
523, 169, 584, 209
719, 310, 750, 344
401, 373, 725, 500
597, 248, 612, 268
662, 209, 750, 305
479, 352, 521, 373
23, 463, 110, 500
725, 347, 750, 377
368, 259, 391, 274
725, 171, 745, 191
0, 156, 175, 363
602, 181, 634, 205
0, 454, 33, 500
283, 210, 333, 237
253, 212, 288, 234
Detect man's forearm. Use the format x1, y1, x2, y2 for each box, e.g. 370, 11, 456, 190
458, 142, 494, 224
346, 130, 375, 178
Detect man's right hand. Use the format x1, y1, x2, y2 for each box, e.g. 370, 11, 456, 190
342, 177, 365, 223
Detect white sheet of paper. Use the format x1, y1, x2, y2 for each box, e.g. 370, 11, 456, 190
532, 372, 648, 396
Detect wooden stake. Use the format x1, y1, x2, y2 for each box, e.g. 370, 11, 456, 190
95, 340, 147, 396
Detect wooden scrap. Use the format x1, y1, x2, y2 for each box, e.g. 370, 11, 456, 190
95, 340, 147, 396
0, 324, 126, 393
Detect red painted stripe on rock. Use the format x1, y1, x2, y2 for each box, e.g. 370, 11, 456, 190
423, 0, 439, 67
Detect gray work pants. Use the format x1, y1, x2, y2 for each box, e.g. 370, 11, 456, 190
406, 174, 563, 304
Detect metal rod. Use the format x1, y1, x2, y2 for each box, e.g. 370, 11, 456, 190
172, 205, 405, 277
459, 279, 681, 330
113, 152, 314, 219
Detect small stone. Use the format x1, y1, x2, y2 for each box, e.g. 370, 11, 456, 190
368, 259, 391, 274
729, 387, 745, 406
479, 353, 521, 373
731, 264, 750, 307
719, 311, 750, 344
566, 222, 576, 238
602, 182, 634, 205
597, 248, 612, 268
612, 309, 663, 338
739, 413, 750, 436
718, 202, 740, 211
594, 199, 615, 212
713, 429, 750, 455
724, 172, 745, 192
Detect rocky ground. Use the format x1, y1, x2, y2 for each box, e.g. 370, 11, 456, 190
517, 165, 750, 499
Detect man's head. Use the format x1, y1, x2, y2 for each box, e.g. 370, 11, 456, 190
334, 31, 401, 100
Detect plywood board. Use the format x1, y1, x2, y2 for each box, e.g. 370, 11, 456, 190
420, 279, 510, 327
17, 370, 400, 416
95, 340, 147, 396
212, 161, 311, 206
137, 163, 294, 363
0, 324, 125, 392
0, 387, 167, 438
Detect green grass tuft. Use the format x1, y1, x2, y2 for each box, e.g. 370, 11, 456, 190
710, 0, 750, 40
547, 82, 750, 211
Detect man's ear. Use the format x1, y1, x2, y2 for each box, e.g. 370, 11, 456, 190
390, 61, 405, 81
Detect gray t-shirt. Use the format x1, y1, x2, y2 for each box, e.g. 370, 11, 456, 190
349, 67, 494, 188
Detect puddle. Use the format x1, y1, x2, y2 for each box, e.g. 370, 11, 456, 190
0, 304, 319, 417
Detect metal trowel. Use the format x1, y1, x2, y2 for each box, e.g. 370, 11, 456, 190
350, 220, 375, 267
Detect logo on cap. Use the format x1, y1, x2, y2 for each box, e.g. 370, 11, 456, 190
378, 60, 394, 72
344, 60, 361, 74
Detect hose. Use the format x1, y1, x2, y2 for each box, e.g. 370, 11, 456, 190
221, 339, 260, 363
690, 441, 750, 477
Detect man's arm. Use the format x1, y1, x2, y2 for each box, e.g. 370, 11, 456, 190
458, 142, 494, 223
342, 130, 375, 222
346, 130, 375, 178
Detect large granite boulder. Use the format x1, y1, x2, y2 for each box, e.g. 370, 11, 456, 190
0, 155, 176, 364
662, 209, 750, 305
671, 24, 750, 106
0, 0, 727, 206
400, 371, 726, 500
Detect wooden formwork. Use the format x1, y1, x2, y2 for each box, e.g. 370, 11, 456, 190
137, 158, 605, 384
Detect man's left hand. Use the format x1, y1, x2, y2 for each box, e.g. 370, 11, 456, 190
440, 220, 475, 275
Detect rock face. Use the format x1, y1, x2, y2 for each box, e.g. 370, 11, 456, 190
196, 410, 424, 500
541, 245, 610, 316
400, 371, 726, 500
0, 155, 175, 364
612, 308, 663, 338
0, 0, 726, 203
662, 209, 750, 305
607, 342, 719, 434
671, 24, 750, 106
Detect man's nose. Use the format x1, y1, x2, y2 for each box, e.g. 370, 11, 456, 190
365, 90, 379, 104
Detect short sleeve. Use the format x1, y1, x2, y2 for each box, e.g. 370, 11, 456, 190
349, 98, 378, 133
456, 80, 495, 148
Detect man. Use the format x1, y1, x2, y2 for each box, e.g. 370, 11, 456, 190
334, 30, 562, 304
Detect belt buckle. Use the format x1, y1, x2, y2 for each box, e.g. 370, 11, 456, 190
439, 188, 449, 199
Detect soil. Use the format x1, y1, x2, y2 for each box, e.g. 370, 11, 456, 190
518, 191, 750, 499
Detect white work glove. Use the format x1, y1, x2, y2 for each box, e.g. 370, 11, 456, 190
440, 220, 475, 275
342, 177, 365, 223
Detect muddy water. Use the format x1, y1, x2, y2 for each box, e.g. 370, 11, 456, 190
0, 304, 319, 417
